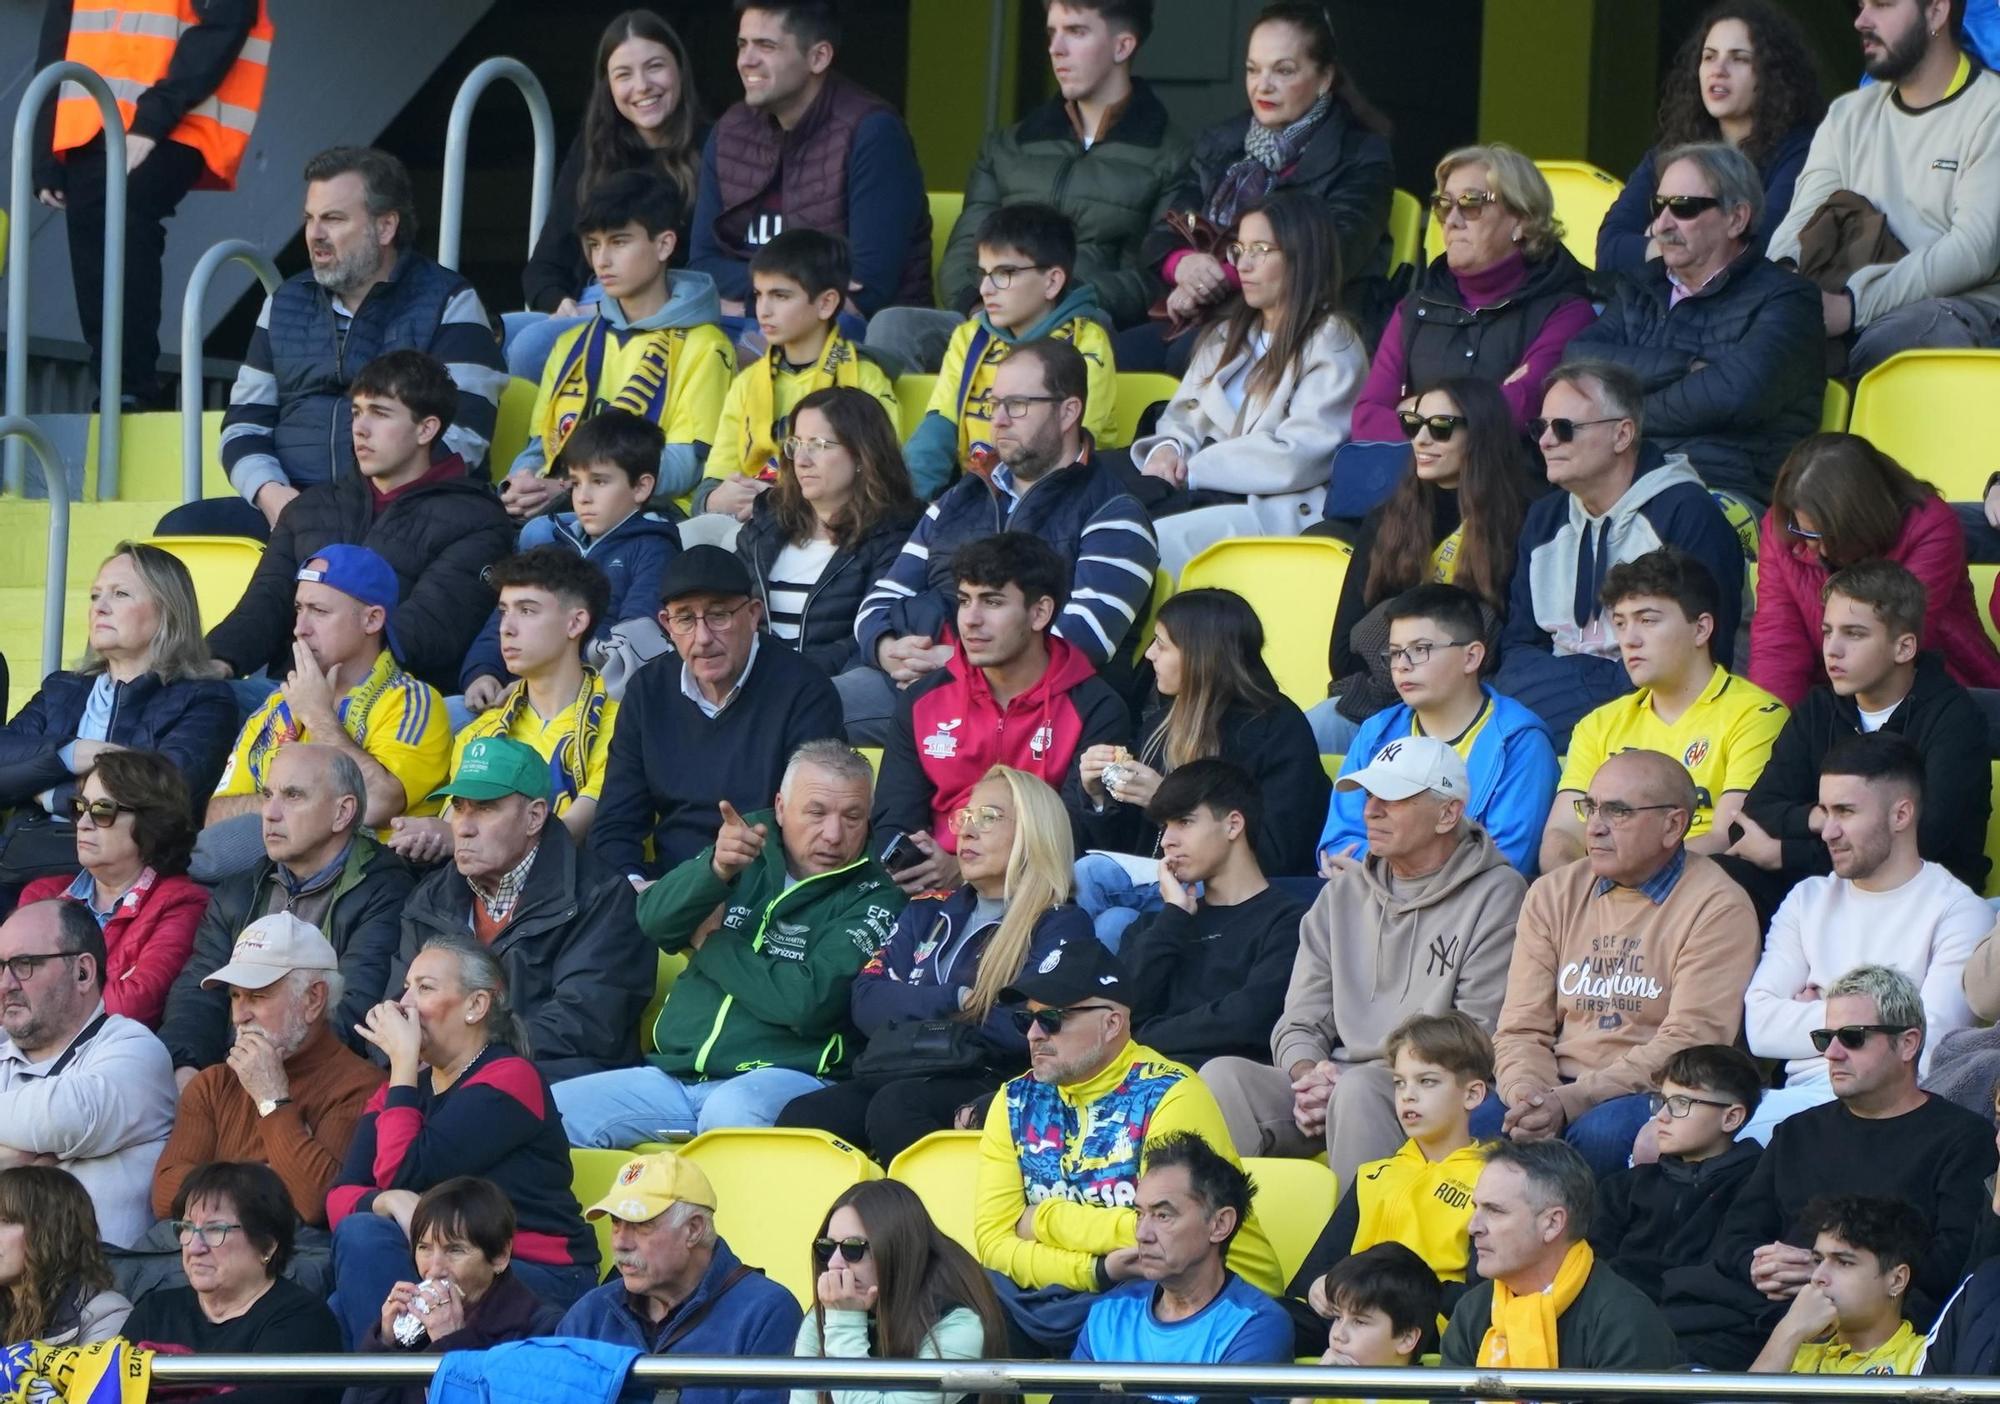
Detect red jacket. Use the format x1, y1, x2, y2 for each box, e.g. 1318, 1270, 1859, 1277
1748, 494, 2000, 706
22, 869, 210, 1029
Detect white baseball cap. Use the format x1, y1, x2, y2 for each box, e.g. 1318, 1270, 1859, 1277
1335, 736, 1468, 802
201, 912, 338, 991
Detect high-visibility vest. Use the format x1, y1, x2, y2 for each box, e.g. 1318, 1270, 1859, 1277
52, 0, 273, 191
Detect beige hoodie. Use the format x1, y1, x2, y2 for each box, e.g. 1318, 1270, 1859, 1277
1271, 823, 1528, 1072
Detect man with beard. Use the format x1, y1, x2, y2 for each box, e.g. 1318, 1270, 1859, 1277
1766, 0, 2000, 375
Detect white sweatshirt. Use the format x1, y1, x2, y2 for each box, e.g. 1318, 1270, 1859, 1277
1744, 861, 1989, 1086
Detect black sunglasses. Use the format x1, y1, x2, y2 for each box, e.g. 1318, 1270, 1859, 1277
813, 1236, 870, 1265
1397, 411, 1469, 443
1649, 194, 1723, 220
1011, 1003, 1118, 1036
1809, 1024, 1912, 1053
1528, 415, 1624, 444
68, 796, 134, 825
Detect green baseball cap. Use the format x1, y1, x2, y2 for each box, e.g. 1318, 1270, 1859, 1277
429, 736, 550, 803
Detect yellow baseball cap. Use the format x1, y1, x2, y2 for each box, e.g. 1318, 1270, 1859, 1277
582, 1151, 718, 1223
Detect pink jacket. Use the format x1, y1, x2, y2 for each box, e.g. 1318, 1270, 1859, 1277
22, 869, 210, 1028
1748, 494, 2000, 706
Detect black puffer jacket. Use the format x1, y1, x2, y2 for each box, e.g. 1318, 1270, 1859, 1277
205, 457, 515, 695
0, 668, 235, 813
735, 498, 921, 676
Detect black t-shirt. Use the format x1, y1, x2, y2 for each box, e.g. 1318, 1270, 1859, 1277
125, 1278, 343, 1404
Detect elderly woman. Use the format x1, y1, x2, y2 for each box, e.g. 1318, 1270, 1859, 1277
20, 748, 208, 1027
1349, 144, 1595, 445
0, 1165, 131, 1348
122, 1162, 342, 1404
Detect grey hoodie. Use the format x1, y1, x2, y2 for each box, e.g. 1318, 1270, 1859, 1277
1271, 822, 1528, 1072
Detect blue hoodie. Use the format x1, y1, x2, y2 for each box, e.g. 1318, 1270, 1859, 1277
1319, 685, 1561, 876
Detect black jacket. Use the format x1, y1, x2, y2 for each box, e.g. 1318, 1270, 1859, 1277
735, 498, 921, 677
1923, 1255, 2000, 1376
158, 833, 415, 1071
1121, 885, 1306, 1066
394, 824, 651, 1084
205, 457, 516, 695
1399, 243, 1590, 397
1741, 652, 1992, 890
1589, 1140, 1762, 1304
0, 668, 235, 815
1569, 248, 1823, 506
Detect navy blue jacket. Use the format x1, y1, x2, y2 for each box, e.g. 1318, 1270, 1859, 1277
0, 669, 235, 813
736, 498, 920, 678
1596, 128, 1816, 276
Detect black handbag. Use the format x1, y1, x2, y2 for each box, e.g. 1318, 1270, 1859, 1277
0, 810, 80, 886
852, 1017, 990, 1080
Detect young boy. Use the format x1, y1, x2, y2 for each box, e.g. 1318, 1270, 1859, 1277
697, 229, 901, 519
462, 409, 681, 711
1588, 1045, 1764, 1304
1541, 546, 1787, 872
1321, 583, 1560, 875
1297, 1241, 1442, 1396
1750, 1194, 1931, 1375
903, 202, 1118, 498
503, 169, 735, 517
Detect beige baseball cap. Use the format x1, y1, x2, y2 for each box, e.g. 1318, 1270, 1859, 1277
200, 912, 339, 992
582, 1150, 718, 1223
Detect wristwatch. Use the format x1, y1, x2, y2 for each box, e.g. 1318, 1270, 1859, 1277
256, 1096, 293, 1118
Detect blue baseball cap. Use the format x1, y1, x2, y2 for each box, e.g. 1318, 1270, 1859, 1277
297, 545, 403, 661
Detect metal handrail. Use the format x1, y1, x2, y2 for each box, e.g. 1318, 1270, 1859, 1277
6, 61, 126, 498
179, 239, 281, 503
437, 56, 555, 271
0, 416, 73, 678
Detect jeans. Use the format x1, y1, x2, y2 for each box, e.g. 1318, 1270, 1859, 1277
1304, 699, 1363, 757
330, 1212, 594, 1349
502, 283, 601, 382
553, 1065, 831, 1148
1563, 1091, 1657, 1176
1070, 853, 1167, 952
833, 665, 901, 746
1738, 1082, 1834, 1146
863, 306, 962, 374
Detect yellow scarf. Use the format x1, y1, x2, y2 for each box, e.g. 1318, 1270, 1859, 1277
1430, 526, 1465, 584
1476, 1241, 1593, 1370
737, 328, 870, 480
0, 1340, 151, 1404
538, 315, 688, 463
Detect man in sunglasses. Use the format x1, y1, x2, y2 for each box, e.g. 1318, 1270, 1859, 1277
972, 935, 1282, 1356
1569, 143, 1822, 515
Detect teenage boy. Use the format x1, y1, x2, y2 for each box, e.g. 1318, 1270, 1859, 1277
870, 533, 1128, 896
396, 549, 619, 863
697, 229, 901, 520
1301, 1243, 1441, 1386
903, 203, 1119, 498
1590, 1045, 1764, 1305
1750, 1195, 1931, 1375
1541, 547, 1786, 873
502, 170, 735, 521
461, 410, 682, 710
1720, 560, 1993, 923
1119, 760, 1307, 1067
1322, 583, 1560, 876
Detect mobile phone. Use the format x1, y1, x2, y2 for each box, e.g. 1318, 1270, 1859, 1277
879, 832, 927, 872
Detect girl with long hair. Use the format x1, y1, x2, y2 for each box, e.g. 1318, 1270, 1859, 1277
775, 768, 1092, 1161
792, 1180, 1007, 1404
0, 1166, 129, 1347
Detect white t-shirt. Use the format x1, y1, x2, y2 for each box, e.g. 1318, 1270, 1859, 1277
765, 537, 837, 642
1856, 701, 1899, 732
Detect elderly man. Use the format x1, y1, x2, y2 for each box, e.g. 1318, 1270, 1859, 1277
1441, 1139, 1677, 1367
974, 934, 1282, 1356
160, 743, 413, 1080
589, 546, 842, 881
1568, 143, 1822, 514
392, 736, 649, 1083
0, 900, 175, 1246
1204, 737, 1525, 1192
1494, 749, 1759, 1176
557, 740, 905, 1144
557, 1149, 801, 1404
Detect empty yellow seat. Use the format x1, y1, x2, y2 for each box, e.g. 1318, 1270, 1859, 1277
927, 192, 964, 290
1180, 537, 1351, 707
491, 376, 541, 472
895, 373, 938, 440
887, 1130, 983, 1255
1111, 372, 1181, 450
1532, 160, 1623, 271
857, 746, 882, 779
679, 1127, 883, 1305
1821, 379, 1851, 433
1848, 349, 2000, 501
1388, 188, 1423, 277
1243, 1156, 1340, 1287
140, 535, 263, 632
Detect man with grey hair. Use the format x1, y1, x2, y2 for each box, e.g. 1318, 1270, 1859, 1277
1442, 1138, 1677, 1367
556, 740, 906, 1146
1664, 962, 1996, 1368
159, 742, 413, 1082
1570, 143, 1822, 516
1494, 360, 1746, 743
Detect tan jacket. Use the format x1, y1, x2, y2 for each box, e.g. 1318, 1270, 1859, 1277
1961, 923, 2000, 1022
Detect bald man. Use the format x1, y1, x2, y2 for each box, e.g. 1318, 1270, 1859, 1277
1492, 749, 1760, 1175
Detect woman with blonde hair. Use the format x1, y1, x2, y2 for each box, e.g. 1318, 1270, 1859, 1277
776, 766, 1092, 1161
0, 1165, 130, 1348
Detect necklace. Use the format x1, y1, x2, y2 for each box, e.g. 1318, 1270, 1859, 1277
434, 1039, 490, 1090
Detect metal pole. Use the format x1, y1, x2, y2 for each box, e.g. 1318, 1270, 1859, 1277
6, 61, 126, 497
984, 0, 1008, 132
0, 416, 73, 678
437, 56, 555, 271
179, 239, 280, 504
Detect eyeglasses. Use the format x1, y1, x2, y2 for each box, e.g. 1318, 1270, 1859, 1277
813, 1236, 871, 1265
979, 264, 1045, 290
1378, 639, 1472, 670
1397, 411, 1469, 443
1649, 194, 1723, 221
950, 804, 1006, 837
662, 600, 754, 638
1011, 1003, 1119, 1036
781, 435, 843, 459
1430, 189, 1499, 221
68, 796, 134, 826
0, 951, 79, 984
171, 1219, 243, 1249
1225, 241, 1283, 266
1528, 416, 1625, 443
991, 394, 1061, 420
1572, 798, 1680, 825
1785, 519, 1824, 542
1809, 1024, 1913, 1053
1647, 1091, 1735, 1119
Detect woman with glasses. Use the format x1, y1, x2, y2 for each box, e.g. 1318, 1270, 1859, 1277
18, 748, 206, 1029
1749, 432, 2000, 707
775, 766, 1091, 1161
0, 1165, 131, 1348
123, 1162, 341, 1404
1596, 1, 1825, 275
792, 1180, 1006, 1404
1350, 144, 1594, 446
735, 388, 921, 676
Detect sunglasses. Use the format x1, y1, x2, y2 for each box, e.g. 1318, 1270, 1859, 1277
1649, 194, 1723, 220
68, 796, 134, 825
1011, 1003, 1118, 1036
1528, 415, 1624, 444
1429, 190, 1498, 221
813, 1236, 871, 1265
1809, 1024, 1912, 1053
1397, 411, 1469, 443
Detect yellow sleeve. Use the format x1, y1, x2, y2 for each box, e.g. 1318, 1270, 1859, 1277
363, 681, 452, 819
705, 364, 755, 482
1720, 691, 1789, 794
858, 357, 903, 428
971, 1084, 1102, 1292
1141, 1076, 1286, 1295
1073, 319, 1120, 447
1031, 1195, 1137, 1258
1558, 702, 1614, 794
210, 709, 267, 799
663, 327, 737, 448
579, 697, 618, 803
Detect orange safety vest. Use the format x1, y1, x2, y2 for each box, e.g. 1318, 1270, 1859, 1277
52, 0, 273, 191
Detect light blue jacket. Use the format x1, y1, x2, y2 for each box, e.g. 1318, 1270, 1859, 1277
428, 1338, 640, 1404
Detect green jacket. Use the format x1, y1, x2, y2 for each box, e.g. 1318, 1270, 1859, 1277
940, 79, 1190, 328
639, 810, 906, 1080
1440, 1261, 1681, 1369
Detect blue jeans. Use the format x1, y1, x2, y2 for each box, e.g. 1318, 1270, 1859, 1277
552, 1065, 830, 1148
1069, 853, 1168, 952
330, 1212, 594, 1349
1305, 698, 1363, 757
1563, 1091, 1656, 1176
502, 282, 601, 382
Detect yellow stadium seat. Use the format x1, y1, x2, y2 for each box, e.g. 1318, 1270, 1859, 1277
858, 746, 882, 779
887, 1130, 982, 1255
679, 1127, 883, 1305
1986, 760, 2000, 899
1821, 379, 1851, 433
1111, 372, 1181, 450
1132, 568, 1175, 663
928, 192, 964, 289
1388, 188, 1423, 277
895, 373, 937, 440
492, 375, 540, 471
1320, 754, 1342, 782
637, 952, 686, 1056
569, 1147, 634, 1282
1972, 566, 2000, 652
1243, 1157, 1340, 1287
1848, 349, 2000, 501
1180, 537, 1351, 707
141, 535, 263, 633
1532, 160, 1623, 271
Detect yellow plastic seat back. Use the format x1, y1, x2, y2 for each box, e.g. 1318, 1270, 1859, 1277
1532, 160, 1623, 271
1179, 537, 1352, 707
895, 374, 938, 440
492, 376, 541, 473
1848, 349, 2000, 501
1111, 373, 1181, 450
1820, 379, 1851, 433
680, 1127, 883, 1305
569, 1147, 636, 1283
1243, 1156, 1341, 1287
140, 535, 264, 632
637, 952, 687, 1056
1131, 568, 1175, 664
927, 193, 964, 290
1388, 188, 1424, 277
887, 1130, 983, 1255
